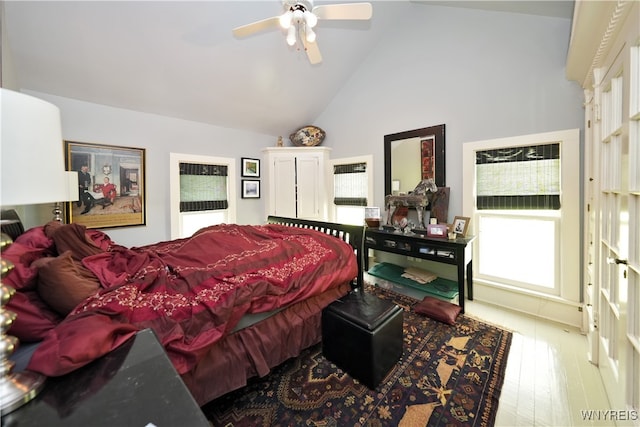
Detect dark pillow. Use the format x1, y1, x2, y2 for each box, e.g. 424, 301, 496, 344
43, 220, 64, 239
36, 251, 101, 316
414, 296, 461, 325
49, 223, 104, 261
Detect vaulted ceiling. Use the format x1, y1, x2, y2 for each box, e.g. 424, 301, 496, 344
2, 1, 574, 137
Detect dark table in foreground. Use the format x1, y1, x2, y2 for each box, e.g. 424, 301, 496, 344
2, 328, 209, 427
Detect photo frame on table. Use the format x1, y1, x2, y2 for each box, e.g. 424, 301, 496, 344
452, 216, 470, 237
241, 179, 260, 199
241, 158, 260, 178
427, 223, 449, 238
64, 140, 146, 229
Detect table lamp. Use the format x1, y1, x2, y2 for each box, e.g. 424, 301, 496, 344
0, 88, 78, 413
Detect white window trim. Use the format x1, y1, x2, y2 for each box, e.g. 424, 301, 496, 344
462, 129, 581, 322
169, 153, 236, 239
329, 155, 374, 223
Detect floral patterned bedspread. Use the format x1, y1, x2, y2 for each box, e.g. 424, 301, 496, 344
27, 224, 357, 376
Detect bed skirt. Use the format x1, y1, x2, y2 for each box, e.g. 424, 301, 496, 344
181, 282, 351, 406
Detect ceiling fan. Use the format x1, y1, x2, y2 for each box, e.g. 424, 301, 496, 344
232, 0, 373, 64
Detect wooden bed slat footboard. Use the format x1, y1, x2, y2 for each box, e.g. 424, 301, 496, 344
266, 216, 365, 288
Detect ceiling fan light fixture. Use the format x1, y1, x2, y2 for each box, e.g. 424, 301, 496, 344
305, 27, 316, 43
234, 1, 374, 65
279, 10, 293, 29
286, 25, 297, 46
292, 8, 304, 23
303, 10, 317, 28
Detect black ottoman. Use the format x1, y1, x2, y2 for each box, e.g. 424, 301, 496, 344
321, 290, 403, 389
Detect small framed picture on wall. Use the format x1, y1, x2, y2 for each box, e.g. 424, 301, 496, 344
241, 158, 260, 177
241, 179, 260, 199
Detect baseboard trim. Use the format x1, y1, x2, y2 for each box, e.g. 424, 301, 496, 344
472, 281, 582, 329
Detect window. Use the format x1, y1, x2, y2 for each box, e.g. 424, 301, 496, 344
476, 143, 560, 210
179, 162, 229, 212
330, 155, 373, 225
170, 153, 236, 239
462, 129, 580, 300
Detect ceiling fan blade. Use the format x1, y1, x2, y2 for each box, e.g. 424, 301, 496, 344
303, 38, 322, 64
312, 3, 373, 20
232, 16, 280, 38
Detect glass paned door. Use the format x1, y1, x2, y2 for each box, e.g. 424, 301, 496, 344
594, 35, 639, 413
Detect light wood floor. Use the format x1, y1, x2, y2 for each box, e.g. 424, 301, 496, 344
366, 273, 612, 426
465, 299, 613, 426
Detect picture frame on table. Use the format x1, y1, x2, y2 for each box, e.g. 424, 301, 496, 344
241, 158, 260, 178
426, 223, 449, 238
241, 179, 260, 199
64, 140, 146, 229
452, 216, 470, 237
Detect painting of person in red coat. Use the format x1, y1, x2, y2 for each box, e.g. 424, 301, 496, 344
101, 177, 117, 203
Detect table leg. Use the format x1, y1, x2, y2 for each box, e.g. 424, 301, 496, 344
458, 261, 465, 314
466, 260, 473, 300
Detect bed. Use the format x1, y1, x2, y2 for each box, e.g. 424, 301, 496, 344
2, 213, 365, 406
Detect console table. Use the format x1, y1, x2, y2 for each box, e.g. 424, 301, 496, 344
1, 329, 209, 427
364, 228, 476, 313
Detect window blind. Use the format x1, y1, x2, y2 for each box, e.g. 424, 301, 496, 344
179, 162, 229, 212
475, 143, 560, 210
333, 162, 368, 206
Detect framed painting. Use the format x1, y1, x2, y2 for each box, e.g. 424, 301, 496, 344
241, 179, 260, 199
64, 141, 146, 229
241, 157, 260, 178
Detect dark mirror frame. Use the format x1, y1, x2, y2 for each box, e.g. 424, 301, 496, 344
384, 124, 446, 196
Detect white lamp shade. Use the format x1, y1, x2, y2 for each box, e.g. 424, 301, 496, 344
65, 171, 79, 202
1, 89, 71, 206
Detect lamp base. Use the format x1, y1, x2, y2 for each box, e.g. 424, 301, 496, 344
0, 370, 46, 415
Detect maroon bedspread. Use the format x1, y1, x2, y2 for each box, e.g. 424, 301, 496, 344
27, 224, 357, 377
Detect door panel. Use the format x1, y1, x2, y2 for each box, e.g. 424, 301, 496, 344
593, 20, 638, 415
296, 156, 320, 219
273, 157, 297, 218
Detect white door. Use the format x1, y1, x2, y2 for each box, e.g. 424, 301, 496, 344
592, 18, 640, 415
272, 156, 297, 218
296, 155, 320, 219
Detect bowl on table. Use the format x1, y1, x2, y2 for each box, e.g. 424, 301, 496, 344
365, 218, 381, 228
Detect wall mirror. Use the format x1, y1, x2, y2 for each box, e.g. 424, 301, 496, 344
384, 124, 445, 196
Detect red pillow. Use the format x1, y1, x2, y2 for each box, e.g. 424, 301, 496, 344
14, 226, 52, 250
36, 251, 101, 316
6, 290, 62, 342
414, 296, 461, 325
2, 229, 55, 291
85, 229, 116, 251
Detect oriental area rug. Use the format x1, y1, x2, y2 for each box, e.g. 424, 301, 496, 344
202, 285, 512, 427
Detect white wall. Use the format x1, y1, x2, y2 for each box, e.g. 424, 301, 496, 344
10, 5, 584, 248
317, 4, 584, 220
24, 91, 271, 247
